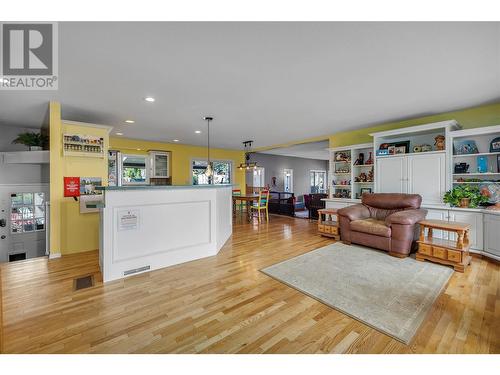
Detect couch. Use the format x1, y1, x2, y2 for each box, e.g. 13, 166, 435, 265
337, 193, 427, 257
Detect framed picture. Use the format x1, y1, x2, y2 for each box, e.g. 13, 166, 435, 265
388, 146, 396, 155
453, 139, 479, 155
360, 187, 372, 195
395, 146, 406, 154
490, 137, 500, 153
394, 140, 410, 153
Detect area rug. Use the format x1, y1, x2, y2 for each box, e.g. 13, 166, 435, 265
260, 242, 453, 344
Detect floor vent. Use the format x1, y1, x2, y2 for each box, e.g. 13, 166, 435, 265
123, 265, 151, 276
74, 275, 94, 291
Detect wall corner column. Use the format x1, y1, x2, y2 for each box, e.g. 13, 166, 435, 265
49, 101, 62, 258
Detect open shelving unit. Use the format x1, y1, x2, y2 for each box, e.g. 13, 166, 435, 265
449, 125, 500, 187
329, 143, 374, 201
63, 133, 105, 158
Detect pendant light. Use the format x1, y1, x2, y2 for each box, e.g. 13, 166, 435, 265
203, 116, 214, 181
238, 140, 259, 170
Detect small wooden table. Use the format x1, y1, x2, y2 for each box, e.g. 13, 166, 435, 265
232, 194, 259, 221
416, 219, 471, 272
317, 209, 340, 240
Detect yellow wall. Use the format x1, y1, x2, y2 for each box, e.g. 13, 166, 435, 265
109, 137, 246, 191
49, 105, 110, 255
49, 102, 245, 255
59, 123, 109, 254
330, 102, 500, 148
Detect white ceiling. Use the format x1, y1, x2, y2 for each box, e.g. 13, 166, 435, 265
258, 140, 330, 160
0, 22, 499, 149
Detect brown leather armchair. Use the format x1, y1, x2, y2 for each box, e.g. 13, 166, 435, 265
337, 193, 427, 257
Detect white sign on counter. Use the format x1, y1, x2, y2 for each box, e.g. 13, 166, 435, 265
118, 209, 140, 231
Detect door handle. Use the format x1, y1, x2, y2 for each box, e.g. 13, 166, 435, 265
0, 218, 6, 227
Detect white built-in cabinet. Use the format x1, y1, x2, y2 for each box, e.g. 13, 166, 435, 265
376, 156, 406, 194
376, 152, 446, 205
324, 120, 500, 262
484, 214, 500, 258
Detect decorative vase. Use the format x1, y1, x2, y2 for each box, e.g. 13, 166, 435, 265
459, 198, 470, 208
366, 152, 373, 165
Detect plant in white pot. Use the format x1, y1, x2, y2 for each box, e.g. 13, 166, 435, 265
12, 132, 48, 151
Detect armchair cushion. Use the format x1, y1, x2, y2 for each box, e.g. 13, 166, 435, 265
385, 209, 427, 226
337, 204, 370, 221
350, 218, 391, 237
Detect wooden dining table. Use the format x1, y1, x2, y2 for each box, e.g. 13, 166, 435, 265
232, 194, 260, 221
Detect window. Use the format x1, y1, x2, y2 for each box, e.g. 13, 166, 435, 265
310, 170, 326, 193
11, 192, 45, 234
252, 167, 265, 188
122, 154, 148, 185
192, 160, 232, 185
284, 169, 293, 193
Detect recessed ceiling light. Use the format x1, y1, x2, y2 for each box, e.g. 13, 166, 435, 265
195, 130, 202, 134
144, 96, 155, 102
116, 132, 124, 136
173, 139, 180, 142
124, 120, 135, 124
136, 148, 141, 151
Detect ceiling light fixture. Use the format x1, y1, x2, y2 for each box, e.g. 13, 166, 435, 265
173, 139, 179, 142
238, 141, 259, 170
125, 120, 135, 124
203, 116, 214, 180
116, 132, 124, 136
144, 96, 155, 102
195, 130, 201, 134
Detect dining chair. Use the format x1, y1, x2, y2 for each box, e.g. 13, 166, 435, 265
250, 190, 270, 222
232, 189, 244, 212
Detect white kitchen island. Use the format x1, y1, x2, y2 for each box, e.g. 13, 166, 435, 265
96, 184, 233, 282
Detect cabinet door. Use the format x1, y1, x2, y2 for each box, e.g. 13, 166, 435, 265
484, 214, 500, 257
448, 211, 483, 251
407, 152, 446, 205
151, 152, 169, 178
376, 156, 406, 193
424, 208, 449, 239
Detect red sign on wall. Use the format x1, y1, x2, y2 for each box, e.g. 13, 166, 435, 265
64, 177, 80, 197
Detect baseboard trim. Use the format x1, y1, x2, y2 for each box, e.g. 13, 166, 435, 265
49, 252, 61, 259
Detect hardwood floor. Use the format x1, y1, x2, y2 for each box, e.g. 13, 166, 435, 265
0, 215, 498, 354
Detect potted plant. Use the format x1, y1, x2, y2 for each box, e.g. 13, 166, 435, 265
443, 185, 489, 208
12, 132, 48, 151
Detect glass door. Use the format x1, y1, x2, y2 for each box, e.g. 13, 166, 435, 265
284, 169, 293, 193
153, 153, 169, 177
0, 189, 47, 263
310, 170, 327, 193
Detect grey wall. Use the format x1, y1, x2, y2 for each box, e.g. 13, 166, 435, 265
0, 125, 49, 184
247, 153, 328, 197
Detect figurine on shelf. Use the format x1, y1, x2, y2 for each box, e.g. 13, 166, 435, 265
365, 152, 373, 165
335, 151, 351, 162
434, 135, 445, 151
367, 169, 374, 182
335, 166, 350, 173
354, 153, 364, 165
356, 172, 367, 182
